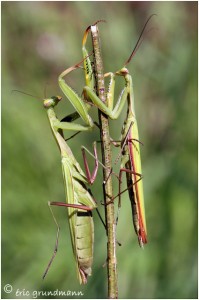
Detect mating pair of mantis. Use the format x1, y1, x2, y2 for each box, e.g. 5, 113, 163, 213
37, 19, 150, 284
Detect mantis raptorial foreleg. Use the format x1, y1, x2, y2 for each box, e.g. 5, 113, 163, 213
58, 63, 127, 123
58, 21, 128, 128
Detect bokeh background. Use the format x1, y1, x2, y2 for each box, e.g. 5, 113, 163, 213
2, 2, 198, 299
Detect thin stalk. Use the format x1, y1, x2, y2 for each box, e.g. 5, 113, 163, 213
90, 24, 118, 299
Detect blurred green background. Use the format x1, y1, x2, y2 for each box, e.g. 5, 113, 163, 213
2, 2, 197, 299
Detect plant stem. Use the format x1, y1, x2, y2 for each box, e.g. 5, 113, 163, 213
90, 24, 118, 299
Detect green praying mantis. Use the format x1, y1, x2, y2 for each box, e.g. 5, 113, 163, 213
41, 90, 99, 285
15, 79, 99, 284
114, 67, 147, 246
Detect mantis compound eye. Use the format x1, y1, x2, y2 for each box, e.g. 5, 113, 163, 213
51, 96, 62, 104
43, 96, 62, 108
43, 99, 52, 108
115, 68, 129, 76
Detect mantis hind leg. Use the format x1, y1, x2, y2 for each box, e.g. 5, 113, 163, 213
81, 142, 99, 184
42, 200, 97, 280
42, 202, 60, 280
81, 142, 121, 185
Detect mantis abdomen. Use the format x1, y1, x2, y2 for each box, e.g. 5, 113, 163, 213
62, 160, 96, 284
75, 210, 94, 277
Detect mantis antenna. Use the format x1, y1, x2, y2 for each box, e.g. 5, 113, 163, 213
124, 14, 157, 66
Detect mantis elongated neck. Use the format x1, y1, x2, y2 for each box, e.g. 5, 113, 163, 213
46, 107, 74, 159
126, 74, 136, 121
47, 106, 57, 118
